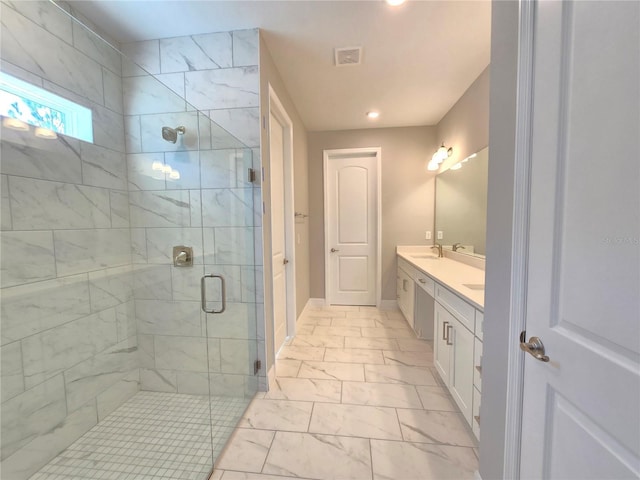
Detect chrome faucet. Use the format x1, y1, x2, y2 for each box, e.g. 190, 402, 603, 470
452, 243, 466, 252
431, 243, 443, 258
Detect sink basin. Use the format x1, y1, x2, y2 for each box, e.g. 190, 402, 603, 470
463, 283, 485, 290
411, 255, 439, 260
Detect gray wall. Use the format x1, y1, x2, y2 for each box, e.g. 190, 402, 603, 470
436, 67, 490, 171
259, 34, 310, 373
0, 2, 135, 478
480, 1, 520, 478
307, 127, 438, 301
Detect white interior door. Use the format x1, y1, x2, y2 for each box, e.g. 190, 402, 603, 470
325, 150, 379, 306
270, 111, 287, 354
519, 2, 639, 478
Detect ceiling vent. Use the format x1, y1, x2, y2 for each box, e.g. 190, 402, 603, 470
334, 47, 362, 66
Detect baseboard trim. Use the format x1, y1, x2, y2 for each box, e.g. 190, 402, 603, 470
306, 298, 326, 308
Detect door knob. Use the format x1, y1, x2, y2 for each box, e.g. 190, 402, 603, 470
519, 331, 550, 362
330, 248, 340, 252
283, 258, 289, 265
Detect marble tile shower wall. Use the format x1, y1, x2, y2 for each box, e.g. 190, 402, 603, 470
120, 29, 266, 398
0, 2, 136, 479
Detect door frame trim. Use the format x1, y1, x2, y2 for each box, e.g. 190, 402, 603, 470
500, 0, 535, 477
323, 147, 382, 307
268, 84, 297, 343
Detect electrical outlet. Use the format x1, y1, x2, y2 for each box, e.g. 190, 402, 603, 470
437, 231, 443, 240
425, 231, 432, 240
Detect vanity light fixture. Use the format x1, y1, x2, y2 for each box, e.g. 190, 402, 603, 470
450, 162, 463, 170
34, 127, 57, 139
2, 117, 29, 131
426, 143, 453, 172
386, 0, 406, 5
366, 111, 380, 119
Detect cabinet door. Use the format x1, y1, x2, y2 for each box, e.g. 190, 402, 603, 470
434, 303, 452, 385
450, 319, 475, 425
397, 268, 415, 328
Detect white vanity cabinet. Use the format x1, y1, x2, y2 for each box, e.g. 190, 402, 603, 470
396, 265, 415, 329
434, 297, 475, 425
397, 258, 434, 339
396, 250, 484, 441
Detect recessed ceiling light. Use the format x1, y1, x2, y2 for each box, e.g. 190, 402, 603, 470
386, 0, 406, 6
366, 111, 380, 119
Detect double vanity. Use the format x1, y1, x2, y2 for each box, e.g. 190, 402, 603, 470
396, 245, 484, 441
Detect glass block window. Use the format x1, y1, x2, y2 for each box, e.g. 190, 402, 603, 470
0, 72, 93, 142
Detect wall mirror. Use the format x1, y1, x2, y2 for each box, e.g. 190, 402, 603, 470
434, 146, 488, 257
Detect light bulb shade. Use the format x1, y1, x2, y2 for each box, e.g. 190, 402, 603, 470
2, 117, 29, 131
162, 165, 173, 174
152, 161, 164, 171
169, 170, 180, 180
34, 127, 57, 139
427, 160, 440, 171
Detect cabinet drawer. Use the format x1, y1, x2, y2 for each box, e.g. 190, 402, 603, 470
475, 311, 484, 340
472, 386, 481, 440
473, 337, 483, 392
414, 272, 435, 296
435, 284, 476, 332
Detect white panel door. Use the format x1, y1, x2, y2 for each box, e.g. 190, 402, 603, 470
326, 155, 378, 305
270, 112, 287, 354
520, 2, 639, 478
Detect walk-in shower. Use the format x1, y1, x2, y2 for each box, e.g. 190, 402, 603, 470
0, 2, 262, 479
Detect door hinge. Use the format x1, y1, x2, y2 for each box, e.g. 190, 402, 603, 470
248, 168, 256, 183
254, 359, 261, 375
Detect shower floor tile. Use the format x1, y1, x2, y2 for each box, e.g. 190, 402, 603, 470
30, 391, 250, 480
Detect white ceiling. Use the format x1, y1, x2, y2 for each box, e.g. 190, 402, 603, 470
69, 1, 491, 131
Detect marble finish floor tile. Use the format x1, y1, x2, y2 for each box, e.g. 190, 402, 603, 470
277, 345, 325, 361
213, 306, 478, 480
331, 317, 377, 328
292, 334, 344, 348
297, 361, 365, 381
396, 337, 434, 352
415, 385, 458, 411
396, 409, 476, 447
364, 364, 438, 386
308, 402, 402, 440
341, 381, 423, 409
274, 359, 301, 377
383, 349, 433, 367
216, 472, 315, 480
344, 337, 399, 350
297, 316, 332, 326
323, 347, 385, 364
370, 439, 478, 480
295, 324, 316, 335
263, 432, 372, 480
264, 377, 342, 403
313, 326, 362, 337
216, 428, 275, 473
361, 326, 414, 338
239, 399, 313, 432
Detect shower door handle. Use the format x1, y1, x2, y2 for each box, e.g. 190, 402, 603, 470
201, 274, 226, 314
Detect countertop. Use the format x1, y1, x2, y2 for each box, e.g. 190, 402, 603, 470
396, 246, 485, 311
